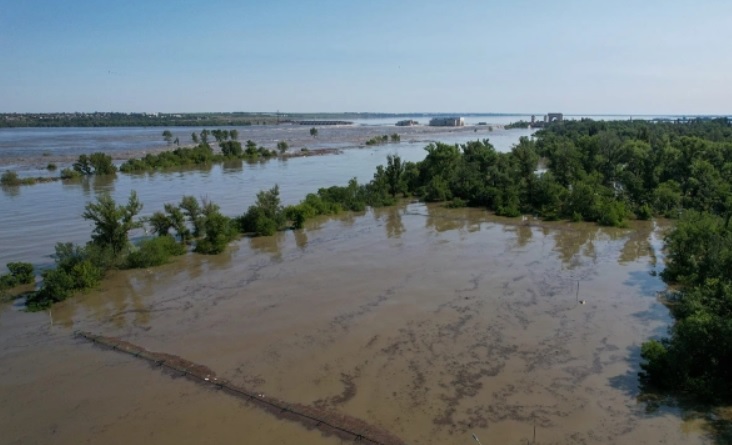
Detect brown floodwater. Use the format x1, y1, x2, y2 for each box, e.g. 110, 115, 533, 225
0, 203, 711, 444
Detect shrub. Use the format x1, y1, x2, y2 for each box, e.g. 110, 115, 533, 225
446, 198, 468, 208
239, 206, 279, 236
596, 199, 628, 227
27, 269, 75, 309
47, 163, 57, 171
60, 168, 82, 179
7, 262, 34, 284
220, 140, 243, 157
636, 203, 653, 220
26, 243, 112, 310
89, 152, 117, 175
1, 170, 21, 186
194, 213, 236, 254
0, 274, 17, 289
126, 235, 186, 268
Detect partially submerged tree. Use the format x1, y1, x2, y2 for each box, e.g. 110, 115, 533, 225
82, 191, 143, 254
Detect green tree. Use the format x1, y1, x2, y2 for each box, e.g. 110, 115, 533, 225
238, 185, 285, 236
179, 196, 204, 238
148, 211, 173, 237
82, 191, 143, 254
73, 154, 93, 175
191, 132, 199, 143
385, 154, 406, 197
194, 208, 236, 254
164, 203, 190, 243
277, 141, 289, 153
162, 130, 173, 143
310, 127, 318, 137
220, 140, 243, 157
89, 152, 117, 175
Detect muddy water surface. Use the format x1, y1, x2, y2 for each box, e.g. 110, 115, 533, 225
0, 204, 706, 444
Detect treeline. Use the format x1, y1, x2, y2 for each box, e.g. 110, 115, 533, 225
365, 134, 400, 145
25, 192, 234, 310
533, 118, 732, 222
0, 129, 288, 183
99, 128, 281, 174
640, 211, 732, 403
23, 171, 402, 309
505, 120, 531, 129
0, 113, 259, 128
524, 118, 732, 404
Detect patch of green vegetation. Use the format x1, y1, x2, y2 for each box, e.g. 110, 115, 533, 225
1, 171, 36, 186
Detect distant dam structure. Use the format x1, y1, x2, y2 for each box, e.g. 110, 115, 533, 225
428, 117, 465, 127
530, 113, 563, 128
296, 120, 353, 126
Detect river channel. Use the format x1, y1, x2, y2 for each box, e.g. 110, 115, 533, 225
0, 121, 710, 444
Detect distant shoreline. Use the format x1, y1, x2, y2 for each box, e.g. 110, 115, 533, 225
0, 112, 527, 129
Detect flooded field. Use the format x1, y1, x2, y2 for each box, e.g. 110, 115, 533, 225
0, 204, 709, 445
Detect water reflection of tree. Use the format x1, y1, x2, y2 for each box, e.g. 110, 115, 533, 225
552, 225, 599, 267
64, 174, 116, 197
249, 232, 284, 262
514, 224, 533, 248
56, 270, 158, 329
425, 205, 468, 233
0, 185, 20, 197
618, 221, 654, 264
222, 158, 243, 173
373, 206, 405, 239
338, 210, 364, 228
294, 229, 308, 250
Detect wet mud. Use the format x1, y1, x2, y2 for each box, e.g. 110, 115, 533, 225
0, 203, 713, 444
76, 331, 407, 445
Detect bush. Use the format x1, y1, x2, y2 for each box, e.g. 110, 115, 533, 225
238, 185, 286, 236
7, 262, 34, 284
60, 168, 82, 179
47, 163, 57, 171
0, 274, 17, 290
126, 235, 186, 268
1, 170, 21, 186
89, 152, 117, 175
596, 199, 628, 227
446, 198, 468, 208
27, 269, 75, 309
194, 213, 236, 254
220, 140, 243, 157
636, 203, 653, 220
239, 206, 278, 236
26, 243, 111, 310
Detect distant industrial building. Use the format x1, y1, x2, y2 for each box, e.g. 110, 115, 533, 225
429, 117, 465, 127
396, 119, 419, 126
530, 113, 563, 128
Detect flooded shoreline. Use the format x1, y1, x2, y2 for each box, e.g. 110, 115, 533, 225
0, 123, 527, 172
0, 204, 708, 445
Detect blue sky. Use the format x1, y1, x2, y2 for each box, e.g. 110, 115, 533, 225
2, 0, 730, 114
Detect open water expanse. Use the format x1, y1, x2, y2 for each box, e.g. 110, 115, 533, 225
0, 118, 715, 444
